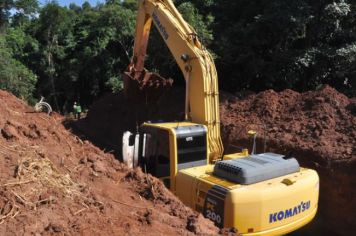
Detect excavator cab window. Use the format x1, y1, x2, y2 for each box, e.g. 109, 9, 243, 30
138, 125, 207, 188
128, 133, 136, 146
139, 128, 171, 187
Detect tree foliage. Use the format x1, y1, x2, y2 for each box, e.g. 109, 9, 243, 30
0, 32, 37, 102
0, 0, 354, 112
210, 0, 355, 96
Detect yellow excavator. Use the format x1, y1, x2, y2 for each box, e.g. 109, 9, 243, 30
122, 0, 319, 235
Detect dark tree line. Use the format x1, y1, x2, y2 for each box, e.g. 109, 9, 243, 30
209, 0, 356, 96
0, 0, 355, 112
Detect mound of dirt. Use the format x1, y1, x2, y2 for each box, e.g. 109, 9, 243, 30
220, 85, 355, 166
0, 90, 230, 235
77, 85, 355, 235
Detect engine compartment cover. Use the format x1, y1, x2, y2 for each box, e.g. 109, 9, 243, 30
213, 153, 300, 185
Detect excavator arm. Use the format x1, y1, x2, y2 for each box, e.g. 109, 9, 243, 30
125, 0, 223, 162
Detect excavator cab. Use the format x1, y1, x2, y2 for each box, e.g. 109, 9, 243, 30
138, 127, 171, 178
134, 122, 208, 191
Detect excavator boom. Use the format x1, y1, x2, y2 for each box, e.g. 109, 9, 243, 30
125, 0, 223, 162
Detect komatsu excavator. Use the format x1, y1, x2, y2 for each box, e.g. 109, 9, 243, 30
122, 0, 319, 235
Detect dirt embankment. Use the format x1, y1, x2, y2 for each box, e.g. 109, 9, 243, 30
0, 90, 230, 235
220, 86, 355, 165
76, 85, 355, 235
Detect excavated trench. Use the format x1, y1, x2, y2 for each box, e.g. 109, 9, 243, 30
72, 85, 355, 235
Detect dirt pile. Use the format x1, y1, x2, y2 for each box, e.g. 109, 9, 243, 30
0, 90, 228, 235
78, 85, 355, 235
220, 85, 355, 166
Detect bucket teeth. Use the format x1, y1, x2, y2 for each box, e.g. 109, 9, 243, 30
123, 70, 173, 103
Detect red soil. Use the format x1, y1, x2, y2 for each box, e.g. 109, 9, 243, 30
0, 90, 230, 235
220, 85, 355, 166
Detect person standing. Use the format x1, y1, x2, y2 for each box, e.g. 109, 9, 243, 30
76, 103, 82, 119
73, 102, 82, 119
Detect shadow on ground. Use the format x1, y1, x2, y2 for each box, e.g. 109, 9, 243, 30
63, 118, 123, 161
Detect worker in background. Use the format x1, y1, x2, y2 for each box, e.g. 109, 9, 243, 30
73, 102, 82, 120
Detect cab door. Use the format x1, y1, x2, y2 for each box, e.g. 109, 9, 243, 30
139, 128, 172, 188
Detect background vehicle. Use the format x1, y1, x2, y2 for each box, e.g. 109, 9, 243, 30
123, 1, 319, 235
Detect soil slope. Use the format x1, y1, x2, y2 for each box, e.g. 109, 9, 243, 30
0, 90, 229, 235
76, 85, 355, 235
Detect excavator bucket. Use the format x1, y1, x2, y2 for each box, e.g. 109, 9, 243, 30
123, 70, 173, 103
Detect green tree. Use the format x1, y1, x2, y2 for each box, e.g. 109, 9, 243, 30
1, 0, 39, 29
211, 0, 355, 96
33, 1, 74, 110
64, 1, 135, 107
1, 0, 14, 29
11, 0, 39, 27
21, 1, 137, 111
0, 33, 37, 101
